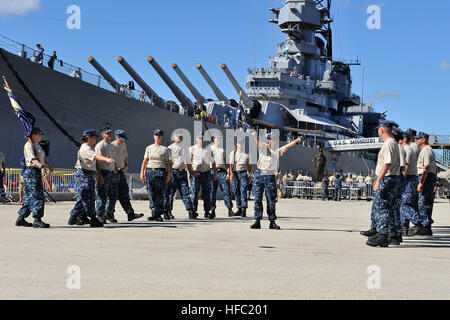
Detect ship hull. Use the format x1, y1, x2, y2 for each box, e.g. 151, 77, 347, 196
0, 50, 375, 174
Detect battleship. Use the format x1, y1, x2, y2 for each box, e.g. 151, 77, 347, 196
0, 0, 384, 174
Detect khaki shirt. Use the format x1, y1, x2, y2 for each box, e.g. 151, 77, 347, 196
417, 145, 436, 175
376, 138, 400, 176
364, 176, 374, 184
169, 143, 190, 171
95, 140, 116, 171
403, 144, 418, 176
304, 175, 313, 182
356, 175, 365, 183
189, 145, 213, 173
24, 142, 45, 168
112, 141, 128, 171
211, 145, 227, 170
0, 152, 5, 168
257, 144, 283, 175
229, 151, 250, 172
410, 142, 421, 159
296, 175, 304, 181
75, 143, 97, 172
398, 144, 406, 168
345, 177, 354, 183
144, 144, 170, 169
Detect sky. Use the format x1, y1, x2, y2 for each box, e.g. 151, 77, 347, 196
0, 0, 449, 135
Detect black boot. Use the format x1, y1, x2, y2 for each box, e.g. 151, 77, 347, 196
269, 220, 281, 230
33, 218, 50, 229
209, 210, 216, 219
128, 213, 144, 222
360, 228, 377, 237
402, 223, 409, 236
163, 211, 171, 221
104, 213, 117, 224
15, 215, 32, 227
90, 215, 104, 228
228, 208, 235, 217
148, 214, 163, 222
409, 223, 423, 236
96, 214, 106, 224
250, 219, 261, 229
79, 214, 91, 225
188, 210, 197, 220
68, 215, 83, 226
235, 208, 243, 217
170, 212, 175, 219
204, 211, 210, 219
399, 235, 403, 243
241, 208, 247, 217
366, 234, 389, 247
388, 236, 400, 246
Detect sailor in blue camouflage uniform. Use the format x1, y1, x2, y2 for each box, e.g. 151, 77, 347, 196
189, 133, 216, 219
69, 130, 116, 227
95, 126, 119, 224
392, 128, 406, 244
140, 129, 172, 222
409, 132, 437, 236
15, 127, 52, 228
399, 129, 419, 236
164, 131, 197, 220
250, 131, 303, 230
210, 134, 235, 218
362, 120, 400, 247
112, 130, 144, 222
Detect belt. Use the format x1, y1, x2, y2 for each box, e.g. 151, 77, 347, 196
235, 171, 247, 174
217, 168, 227, 173
173, 168, 186, 172
147, 168, 166, 171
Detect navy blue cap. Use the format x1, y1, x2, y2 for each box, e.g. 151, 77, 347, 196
115, 129, 127, 141
153, 129, 164, 136
100, 126, 112, 134
377, 120, 397, 129
83, 129, 98, 138
416, 132, 429, 140
406, 128, 417, 136
266, 133, 272, 140
28, 127, 44, 136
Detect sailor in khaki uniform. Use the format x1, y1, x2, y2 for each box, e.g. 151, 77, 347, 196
409, 132, 437, 236
112, 130, 144, 222
189, 133, 216, 219
16, 127, 52, 228
69, 130, 116, 227
362, 120, 400, 247
229, 137, 253, 217
141, 129, 171, 222
406, 129, 421, 159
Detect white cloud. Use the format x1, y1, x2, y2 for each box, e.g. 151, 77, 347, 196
0, 0, 41, 17
368, 89, 401, 100
439, 60, 450, 71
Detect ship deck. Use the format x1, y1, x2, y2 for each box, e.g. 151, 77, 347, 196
0, 199, 449, 300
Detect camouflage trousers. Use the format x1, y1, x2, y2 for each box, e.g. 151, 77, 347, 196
211, 169, 233, 210
96, 169, 118, 217
146, 168, 167, 216
117, 171, 134, 215
0, 171, 5, 197
322, 184, 329, 200
252, 170, 277, 221
392, 175, 406, 236
232, 171, 249, 209
190, 171, 212, 213
370, 176, 399, 236
418, 173, 437, 227
18, 168, 45, 218
334, 186, 342, 200
400, 175, 419, 225
71, 169, 96, 217
164, 169, 193, 212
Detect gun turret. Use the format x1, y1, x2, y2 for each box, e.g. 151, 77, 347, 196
117, 56, 165, 108
172, 63, 207, 105
196, 64, 228, 102
221, 64, 253, 109
88, 56, 119, 91
148, 57, 194, 115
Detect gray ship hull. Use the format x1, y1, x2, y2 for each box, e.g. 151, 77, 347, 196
0, 50, 375, 174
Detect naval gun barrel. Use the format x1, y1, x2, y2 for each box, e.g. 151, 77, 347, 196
221, 64, 253, 109
172, 63, 207, 105
148, 56, 194, 115
88, 56, 120, 90
117, 56, 165, 108
196, 64, 228, 102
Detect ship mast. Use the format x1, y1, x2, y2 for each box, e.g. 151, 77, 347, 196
316, 0, 333, 60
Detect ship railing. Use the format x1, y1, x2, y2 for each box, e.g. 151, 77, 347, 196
0, 35, 143, 101
282, 181, 374, 201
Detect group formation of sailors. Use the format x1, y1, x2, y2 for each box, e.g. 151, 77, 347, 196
360, 121, 437, 247
13, 125, 303, 230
